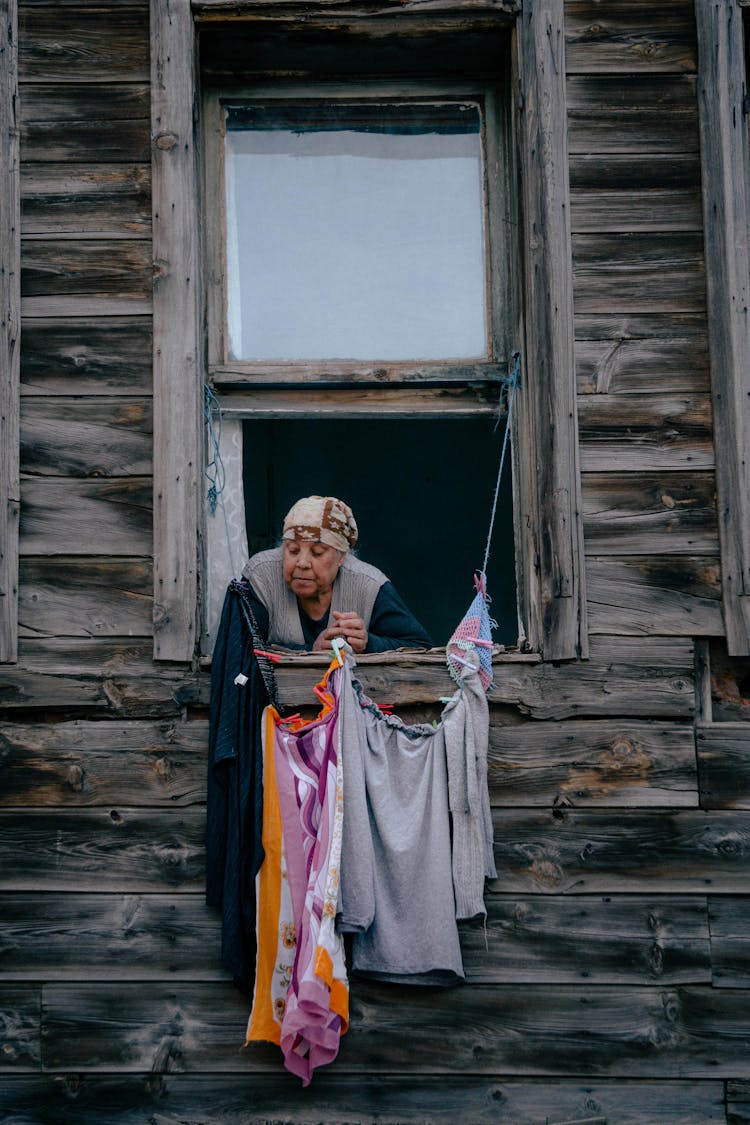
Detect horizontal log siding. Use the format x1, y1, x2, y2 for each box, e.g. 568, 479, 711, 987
17, 2, 153, 672
1, 2, 746, 1123
569, 1, 718, 641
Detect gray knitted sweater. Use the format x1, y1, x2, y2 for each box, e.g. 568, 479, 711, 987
242, 547, 387, 648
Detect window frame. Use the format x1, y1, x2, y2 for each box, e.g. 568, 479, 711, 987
203, 79, 513, 397
147, 0, 588, 664
695, 0, 750, 655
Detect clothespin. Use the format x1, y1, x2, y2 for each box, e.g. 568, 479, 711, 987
331, 636, 346, 667
279, 712, 301, 727
253, 647, 283, 664
234, 672, 249, 687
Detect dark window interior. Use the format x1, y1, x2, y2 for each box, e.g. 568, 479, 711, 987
242, 417, 516, 647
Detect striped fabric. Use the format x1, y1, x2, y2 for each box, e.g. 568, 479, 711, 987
246, 658, 348, 1086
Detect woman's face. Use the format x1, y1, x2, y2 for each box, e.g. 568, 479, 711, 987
282, 539, 345, 601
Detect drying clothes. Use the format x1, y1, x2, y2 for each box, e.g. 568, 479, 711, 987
206, 583, 268, 996
442, 648, 498, 920
247, 659, 349, 1087
337, 648, 494, 984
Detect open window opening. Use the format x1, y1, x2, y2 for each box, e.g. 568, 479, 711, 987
242, 417, 517, 649
199, 18, 540, 659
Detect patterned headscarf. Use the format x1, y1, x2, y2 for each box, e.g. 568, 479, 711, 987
282, 496, 358, 554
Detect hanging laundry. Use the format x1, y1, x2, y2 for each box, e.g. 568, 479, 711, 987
206, 583, 269, 996
247, 657, 349, 1087
338, 647, 495, 984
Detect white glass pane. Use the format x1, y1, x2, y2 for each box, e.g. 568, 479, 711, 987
224, 102, 488, 361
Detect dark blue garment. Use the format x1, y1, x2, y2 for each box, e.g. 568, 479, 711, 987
206, 584, 269, 996
293, 581, 433, 652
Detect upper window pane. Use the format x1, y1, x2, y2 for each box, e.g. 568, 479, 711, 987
224, 101, 488, 362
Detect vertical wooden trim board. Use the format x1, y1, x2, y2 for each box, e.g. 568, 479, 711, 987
515, 0, 588, 660
150, 0, 202, 661
0, 0, 19, 664
695, 0, 750, 655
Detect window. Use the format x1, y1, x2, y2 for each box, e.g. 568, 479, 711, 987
223, 101, 488, 363
201, 53, 519, 652
149, 1, 587, 663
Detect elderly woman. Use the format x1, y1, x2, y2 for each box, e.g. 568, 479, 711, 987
242, 495, 432, 653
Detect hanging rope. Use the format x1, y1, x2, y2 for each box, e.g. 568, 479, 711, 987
480, 351, 521, 580
204, 385, 238, 579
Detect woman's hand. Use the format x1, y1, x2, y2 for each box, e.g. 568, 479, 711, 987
312, 611, 368, 654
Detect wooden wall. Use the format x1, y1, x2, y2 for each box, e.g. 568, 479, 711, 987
2, 1, 750, 1122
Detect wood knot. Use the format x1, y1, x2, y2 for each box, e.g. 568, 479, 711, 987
154, 756, 173, 783
65, 764, 85, 792
530, 858, 564, 889
154, 132, 178, 151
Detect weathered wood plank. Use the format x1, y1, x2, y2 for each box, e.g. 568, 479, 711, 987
582, 472, 718, 555
194, 0, 519, 19
19, 477, 151, 556
211, 383, 502, 417
573, 233, 706, 314
578, 392, 714, 471
20, 398, 152, 476
570, 188, 702, 233
709, 896, 750, 988
17, 557, 153, 639
22, 295, 151, 317
278, 637, 695, 716
21, 239, 151, 299
570, 152, 700, 192
567, 75, 698, 155
0, 638, 202, 714
488, 718, 698, 807
200, 19, 512, 82
19, 83, 149, 124
0, 893, 223, 979
0, 717, 206, 805
0, 0, 20, 663
0, 889, 709, 987
21, 117, 151, 163
491, 809, 750, 894
18, 8, 149, 83
150, 0, 201, 662
0, 809, 204, 891
20, 318, 152, 395
697, 724, 750, 810
586, 556, 722, 637
695, 0, 750, 654
515, 0, 587, 661
210, 359, 506, 387
565, 2, 697, 75
2, 638, 693, 719
0, 987, 40, 1072
38, 980, 750, 1077
575, 312, 707, 340
0, 1075, 727, 1125
576, 336, 709, 395
463, 894, 710, 984
695, 638, 713, 725
21, 164, 151, 236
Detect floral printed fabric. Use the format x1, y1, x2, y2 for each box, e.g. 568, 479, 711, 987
246, 659, 348, 1086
